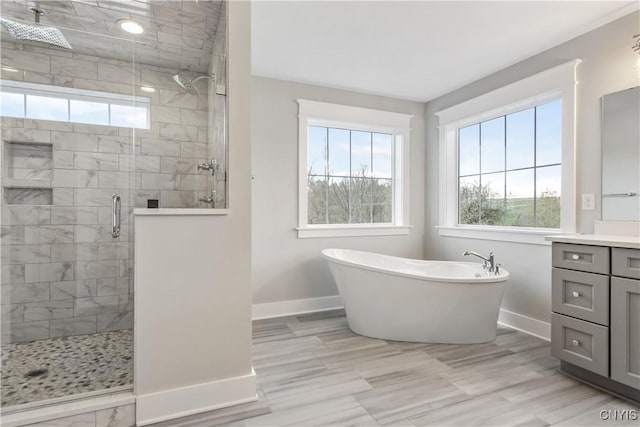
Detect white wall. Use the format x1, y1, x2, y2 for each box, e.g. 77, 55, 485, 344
424, 12, 640, 325
134, 214, 255, 425
134, 1, 254, 424
251, 77, 426, 305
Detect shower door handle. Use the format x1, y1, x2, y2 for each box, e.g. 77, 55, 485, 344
112, 193, 121, 238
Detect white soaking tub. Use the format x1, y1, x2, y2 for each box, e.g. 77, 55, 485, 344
322, 248, 509, 344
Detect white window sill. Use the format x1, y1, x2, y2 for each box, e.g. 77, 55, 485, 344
436, 225, 557, 246
297, 225, 411, 239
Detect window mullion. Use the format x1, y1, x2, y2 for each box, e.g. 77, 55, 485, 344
503, 114, 507, 226
533, 106, 538, 227
478, 123, 482, 224
370, 132, 373, 223
325, 127, 329, 224
348, 130, 352, 224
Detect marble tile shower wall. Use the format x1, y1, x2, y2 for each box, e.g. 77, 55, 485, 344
0, 41, 214, 343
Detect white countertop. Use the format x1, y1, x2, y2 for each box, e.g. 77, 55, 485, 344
546, 234, 640, 249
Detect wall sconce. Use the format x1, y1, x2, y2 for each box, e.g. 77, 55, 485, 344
633, 34, 640, 54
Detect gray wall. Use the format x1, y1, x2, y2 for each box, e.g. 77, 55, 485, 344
251, 76, 426, 304
424, 12, 639, 323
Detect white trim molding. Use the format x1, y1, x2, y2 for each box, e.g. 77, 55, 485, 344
252, 295, 343, 320
437, 226, 553, 246
436, 60, 580, 242
498, 308, 551, 341
297, 225, 411, 239
136, 370, 257, 426
297, 99, 413, 238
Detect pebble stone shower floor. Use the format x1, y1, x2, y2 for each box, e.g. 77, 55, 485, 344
1, 330, 132, 407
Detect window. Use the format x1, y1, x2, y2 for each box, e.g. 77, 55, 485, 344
308, 126, 394, 225
458, 99, 561, 228
0, 80, 150, 129
297, 100, 412, 238
437, 60, 579, 245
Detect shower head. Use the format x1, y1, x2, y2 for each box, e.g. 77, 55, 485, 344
173, 74, 198, 95
172, 74, 215, 96
0, 8, 72, 50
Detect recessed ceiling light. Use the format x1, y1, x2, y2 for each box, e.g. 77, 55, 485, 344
2, 67, 20, 73
117, 19, 144, 34
140, 86, 155, 93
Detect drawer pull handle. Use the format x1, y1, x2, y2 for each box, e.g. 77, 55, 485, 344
571, 254, 580, 260
572, 291, 581, 298
572, 339, 580, 347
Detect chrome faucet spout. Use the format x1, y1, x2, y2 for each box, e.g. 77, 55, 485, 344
463, 251, 496, 273
462, 251, 488, 262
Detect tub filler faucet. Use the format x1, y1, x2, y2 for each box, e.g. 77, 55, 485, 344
463, 251, 497, 273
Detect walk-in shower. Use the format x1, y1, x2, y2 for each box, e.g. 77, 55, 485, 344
0, 0, 227, 418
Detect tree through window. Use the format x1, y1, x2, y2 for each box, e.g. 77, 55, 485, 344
307, 126, 393, 225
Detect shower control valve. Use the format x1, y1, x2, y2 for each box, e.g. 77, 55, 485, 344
198, 190, 217, 206
197, 158, 217, 175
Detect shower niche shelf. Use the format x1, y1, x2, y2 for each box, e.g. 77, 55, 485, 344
3, 187, 53, 205
2, 140, 54, 205
3, 140, 54, 183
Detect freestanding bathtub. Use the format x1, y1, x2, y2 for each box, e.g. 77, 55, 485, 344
322, 248, 509, 344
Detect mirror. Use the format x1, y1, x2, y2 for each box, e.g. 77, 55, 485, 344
601, 86, 640, 221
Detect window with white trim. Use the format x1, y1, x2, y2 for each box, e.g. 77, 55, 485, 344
436, 60, 579, 244
0, 80, 150, 129
297, 100, 412, 238
458, 99, 562, 228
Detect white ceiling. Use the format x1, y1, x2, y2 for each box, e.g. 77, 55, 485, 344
252, 1, 638, 102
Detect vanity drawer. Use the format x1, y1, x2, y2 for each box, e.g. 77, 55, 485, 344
612, 248, 640, 280
552, 268, 609, 326
551, 313, 609, 377
552, 243, 610, 274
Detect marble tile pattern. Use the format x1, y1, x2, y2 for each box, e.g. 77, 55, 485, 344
20, 404, 136, 427
1, 38, 220, 342
1, 0, 223, 73
1, 330, 132, 407
147, 311, 639, 427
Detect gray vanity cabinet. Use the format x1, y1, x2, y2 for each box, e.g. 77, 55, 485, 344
611, 276, 640, 389
551, 242, 640, 402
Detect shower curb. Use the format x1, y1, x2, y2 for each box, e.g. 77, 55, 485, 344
0, 390, 134, 427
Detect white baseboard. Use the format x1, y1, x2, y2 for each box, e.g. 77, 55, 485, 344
498, 308, 551, 341
252, 295, 343, 320
136, 369, 257, 426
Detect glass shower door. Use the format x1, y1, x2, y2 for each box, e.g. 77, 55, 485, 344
0, 27, 138, 408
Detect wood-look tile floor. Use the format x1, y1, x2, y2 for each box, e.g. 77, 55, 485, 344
152, 310, 639, 427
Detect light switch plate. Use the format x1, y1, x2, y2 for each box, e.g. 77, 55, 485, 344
582, 193, 595, 210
